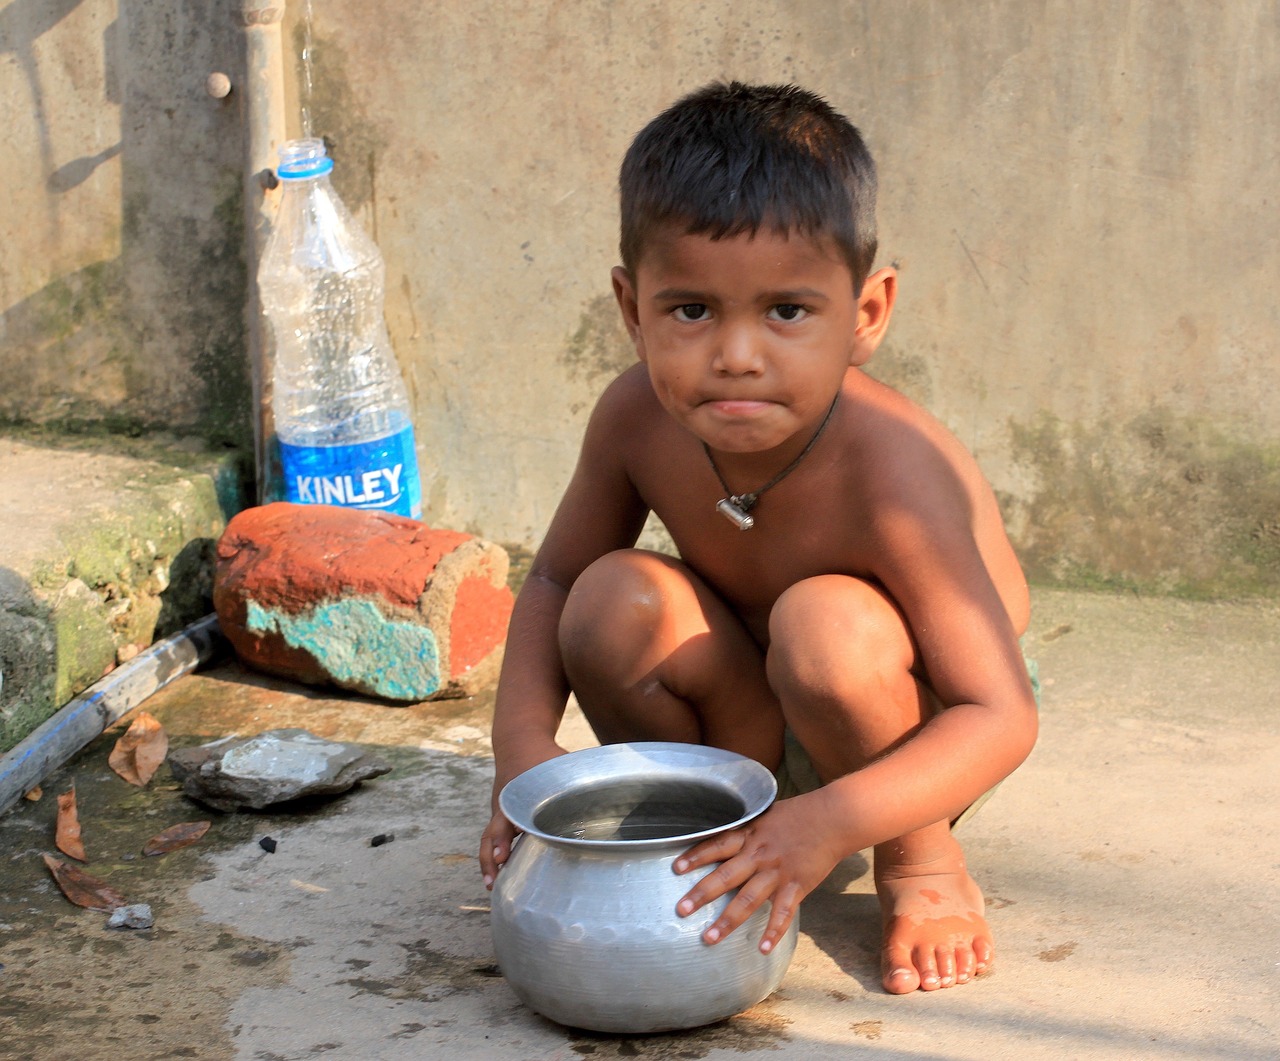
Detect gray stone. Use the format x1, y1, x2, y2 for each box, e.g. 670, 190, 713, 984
167, 729, 392, 812
105, 904, 155, 930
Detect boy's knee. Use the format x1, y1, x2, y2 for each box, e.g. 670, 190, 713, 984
767, 576, 913, 698
560, 549, 676, 659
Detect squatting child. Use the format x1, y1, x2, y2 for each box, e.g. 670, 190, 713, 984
479, 81, 1038, 994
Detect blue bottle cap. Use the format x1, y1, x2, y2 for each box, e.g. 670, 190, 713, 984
277, 137, 335, 180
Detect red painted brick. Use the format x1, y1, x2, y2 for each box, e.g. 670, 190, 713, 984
213, 503, 513, 700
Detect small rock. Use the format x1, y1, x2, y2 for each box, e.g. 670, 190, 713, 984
167, 729, 392, 812
370, 833, 394, 847
106, 904, 154, 930
259, 836, 277, 853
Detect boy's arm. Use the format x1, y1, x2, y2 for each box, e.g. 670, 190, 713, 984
675, 458, 1038, 950
837, 472, 1040, 832
480, 370, 651, 884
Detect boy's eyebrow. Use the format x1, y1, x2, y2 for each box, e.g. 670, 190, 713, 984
650, 287, 716, 303
649, 286, 830, 302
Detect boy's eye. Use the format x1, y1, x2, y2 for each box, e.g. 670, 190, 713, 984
673, 304, 709, 322
769, 304, 808, 322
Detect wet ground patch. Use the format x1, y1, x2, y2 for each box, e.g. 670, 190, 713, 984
564, 997, 793, 1059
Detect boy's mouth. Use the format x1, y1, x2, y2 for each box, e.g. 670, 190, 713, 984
701, 398, 775, 417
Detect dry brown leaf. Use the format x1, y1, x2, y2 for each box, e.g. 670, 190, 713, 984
24, 785, 42, 802
143, 820, 211, 857
108, 711, 168, 786
42, 854, 127, 911
55, 786, 87, 862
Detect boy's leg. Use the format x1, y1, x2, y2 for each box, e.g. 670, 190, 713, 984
559, 549, 785, 770
767, 574, 992, 993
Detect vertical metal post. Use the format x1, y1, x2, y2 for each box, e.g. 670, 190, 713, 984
236, 0, 288, 505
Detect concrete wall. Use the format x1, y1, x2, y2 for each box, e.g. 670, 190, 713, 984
2, 1, 1277, 597
0, 0, 250, 444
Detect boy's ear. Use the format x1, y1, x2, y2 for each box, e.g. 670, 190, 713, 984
611, 266, 646, 362
850, 266, 897, 366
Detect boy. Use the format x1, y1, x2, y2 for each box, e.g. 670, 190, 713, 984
479, 81, 1038, 994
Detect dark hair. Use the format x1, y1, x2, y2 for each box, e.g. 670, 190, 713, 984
619, 82, 878, 286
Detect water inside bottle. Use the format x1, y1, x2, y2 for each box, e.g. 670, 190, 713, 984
534, 779, 746, 841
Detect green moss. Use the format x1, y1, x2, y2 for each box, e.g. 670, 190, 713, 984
862, 338, 935, 406
500, 542, 534, 595
5, 260, 125, 347
295, 23, 386, 212
189, 180, 252, 450
50, 583, 116, 706
563, 293, 635, 388
1007, 408, 1280, 599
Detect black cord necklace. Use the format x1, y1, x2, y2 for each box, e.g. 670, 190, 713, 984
702, 395, 840, 530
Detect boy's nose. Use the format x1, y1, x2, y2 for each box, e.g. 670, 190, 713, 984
711, 323, 764, 375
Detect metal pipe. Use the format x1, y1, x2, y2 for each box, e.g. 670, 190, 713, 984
0, 615, 229, 817
236, 0, 288, 504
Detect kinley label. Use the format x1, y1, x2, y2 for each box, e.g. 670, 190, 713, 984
293, 465, 404, 506
280, 424, 422, 518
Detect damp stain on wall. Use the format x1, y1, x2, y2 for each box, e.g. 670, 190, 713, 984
562, 292, 636, 392
1004, 407, 1280, 598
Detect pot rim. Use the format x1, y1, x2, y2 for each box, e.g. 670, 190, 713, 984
498, 741, 778, 850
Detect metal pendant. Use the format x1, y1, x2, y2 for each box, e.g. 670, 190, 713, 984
716, 497, 755, 530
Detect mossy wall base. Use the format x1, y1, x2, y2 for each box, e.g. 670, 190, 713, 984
0, 433, 247, 753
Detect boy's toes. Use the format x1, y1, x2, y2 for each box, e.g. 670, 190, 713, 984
933, 946, 958, 988
973, 936, 994, 976
913, 946, 943, 991
883, 965, 920, 993
882, 943, 921, 993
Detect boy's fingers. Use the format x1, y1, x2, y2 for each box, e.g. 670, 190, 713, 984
479, 815, 519, 886
675, 853, 755, 916
674, 827, 746, 874
757, 882, 802, 954
700, 867, 780, 944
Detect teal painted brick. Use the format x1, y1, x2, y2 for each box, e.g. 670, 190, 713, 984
245, 598, 443, 700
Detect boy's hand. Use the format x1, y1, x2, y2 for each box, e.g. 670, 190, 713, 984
478, 739, 569, 889
672, 793, 845, 953
479, 810, 520, 889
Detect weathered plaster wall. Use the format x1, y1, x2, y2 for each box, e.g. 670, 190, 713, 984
0, 0, 248, 444
2, 1, 1276, 596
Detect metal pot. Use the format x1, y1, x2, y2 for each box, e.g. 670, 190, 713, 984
490, 742, 798, 1033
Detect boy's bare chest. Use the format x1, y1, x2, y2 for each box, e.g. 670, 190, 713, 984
634, 453, 873, 635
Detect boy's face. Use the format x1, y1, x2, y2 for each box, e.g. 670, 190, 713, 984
613, 226, 886, 456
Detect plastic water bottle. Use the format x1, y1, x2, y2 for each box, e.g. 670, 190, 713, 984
258, 137, 423, 518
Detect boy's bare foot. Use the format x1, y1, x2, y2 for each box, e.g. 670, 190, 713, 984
875, 838, 993, 993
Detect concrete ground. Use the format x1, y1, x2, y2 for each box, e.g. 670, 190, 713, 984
1, 587, 1278, 1060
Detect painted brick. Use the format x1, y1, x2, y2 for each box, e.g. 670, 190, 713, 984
213, 503, 513, 701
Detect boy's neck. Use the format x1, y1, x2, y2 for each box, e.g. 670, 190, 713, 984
702, 394, 841, 530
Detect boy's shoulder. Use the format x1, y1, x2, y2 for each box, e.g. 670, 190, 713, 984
586, 364, 674, 446
836, 372, 976, 482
